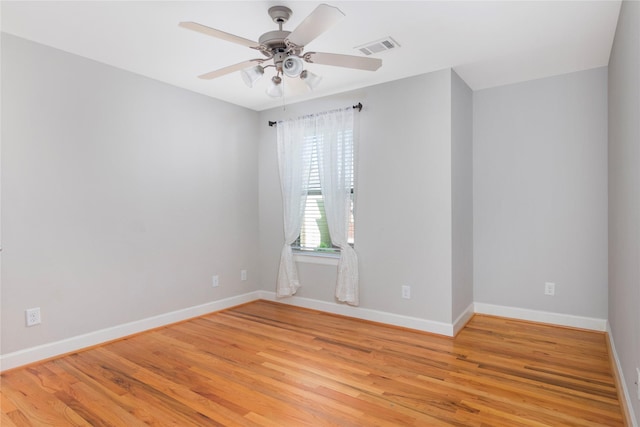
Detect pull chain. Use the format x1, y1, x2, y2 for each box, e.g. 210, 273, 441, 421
281, 78, 287, 111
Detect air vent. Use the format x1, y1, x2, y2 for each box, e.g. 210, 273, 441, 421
355, 37, 400, 56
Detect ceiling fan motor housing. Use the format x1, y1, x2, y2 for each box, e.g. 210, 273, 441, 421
258, 30, 291, 54
259, 6, 303, 59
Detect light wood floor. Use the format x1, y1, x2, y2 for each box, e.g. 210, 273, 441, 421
1, 300, 625, 426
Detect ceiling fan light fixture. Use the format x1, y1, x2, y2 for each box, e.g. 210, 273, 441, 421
266, 75, 283, 98
240, 65, 264, 88
181, 4, 383, 99
282, 56, 304, 78
300, 70, 322, 90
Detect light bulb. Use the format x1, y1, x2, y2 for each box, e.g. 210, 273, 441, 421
300, 70, 322, 90
266, 75, 283, 98
282, 56, 304, 78
240, 65, 264, 88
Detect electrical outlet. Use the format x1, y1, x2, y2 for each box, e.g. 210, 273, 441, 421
241, 270, 247, 281
212, 275, 219, 288
401, 285, 411, 299
544, 282, 555, 296
25, 307, 41, 327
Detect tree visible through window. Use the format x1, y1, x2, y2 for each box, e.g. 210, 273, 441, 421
294, 131, 355, 253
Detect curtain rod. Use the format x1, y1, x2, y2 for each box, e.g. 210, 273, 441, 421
268, 102, 363, 127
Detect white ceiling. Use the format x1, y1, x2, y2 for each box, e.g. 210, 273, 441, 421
1, 1, 621, 111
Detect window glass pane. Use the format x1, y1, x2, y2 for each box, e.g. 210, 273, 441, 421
295, 131, 355, 253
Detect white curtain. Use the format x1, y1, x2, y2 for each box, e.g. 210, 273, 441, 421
275, 117, 313, 297
276, 107, 359, 305
317, 108, 359, 305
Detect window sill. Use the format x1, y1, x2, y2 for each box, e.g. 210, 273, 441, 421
294, 252, 340, 266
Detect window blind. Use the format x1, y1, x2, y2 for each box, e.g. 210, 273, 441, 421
295, 131, 355, 252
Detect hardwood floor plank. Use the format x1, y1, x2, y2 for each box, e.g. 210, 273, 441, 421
2, 410, 29, 427
2, 369, 88, 426
1, 300, 625, 426
81, 348, 252, 426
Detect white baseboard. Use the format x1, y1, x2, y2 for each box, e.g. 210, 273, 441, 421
1, 294, 614, 374
606, 322, 639, 427
453, 303, 475, 336
474, 302, 607, 331
257, 291, 455, 336
1, 291, 455, 372
0, 291, 262, 372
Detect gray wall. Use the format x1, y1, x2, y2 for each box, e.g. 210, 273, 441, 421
608, 0, 640, 422
473, 67, 609, 319
1, 34, 260, 354
2, 23, 624, 391
259, 70, 458, 323
451, 70, 474, 320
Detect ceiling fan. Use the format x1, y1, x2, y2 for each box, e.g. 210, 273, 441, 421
179, 3, 382, 97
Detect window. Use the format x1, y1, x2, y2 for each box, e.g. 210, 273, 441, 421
294, 131, 355, 253
276, 106, 358, 303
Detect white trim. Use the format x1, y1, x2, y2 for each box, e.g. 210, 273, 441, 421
294, 253, 339, 266
257, 291, 454, 336
0, 291, 262, 372
473, 302, 607, 331
453, 302, 475, 336
1, 295, 617, 376
606, 322, 639, 427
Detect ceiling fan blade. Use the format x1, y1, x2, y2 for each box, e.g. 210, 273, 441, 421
304, 52, 382, 71
179, 21, 259, 49
198, 59, 264, 80
286, 4, 344, 47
